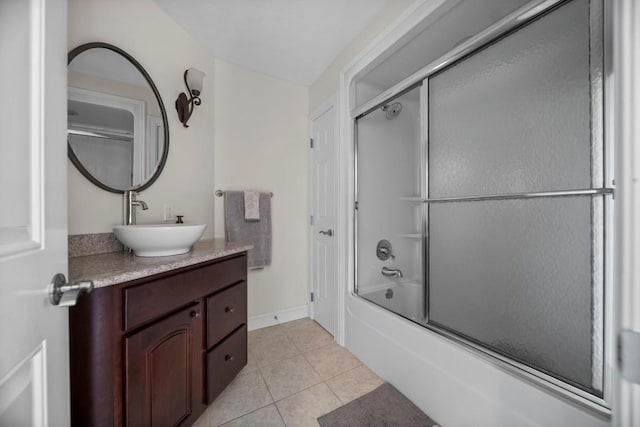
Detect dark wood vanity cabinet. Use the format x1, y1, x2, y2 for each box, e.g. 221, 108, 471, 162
69, 252, 248, 427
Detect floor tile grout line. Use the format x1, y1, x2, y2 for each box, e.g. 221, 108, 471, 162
299, 345, 323, 376
301, 346, 364, 382
273, 380, 344, 425
256, 362, 278, 404
313, 364, 364, 406
208, 369, 274, 427
260, 357, 325, 402
272, 400, 288, 427
272, 380, 336, 405
321, 362, 365, 382
216, 402, 283, 427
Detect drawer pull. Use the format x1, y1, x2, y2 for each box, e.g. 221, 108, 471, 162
190, 310, 200, 319
225, 306, 235, 313
224, 354, 234, 362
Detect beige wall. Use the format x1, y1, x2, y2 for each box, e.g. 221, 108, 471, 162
309, 0, 415, 111
213, 60, 309, 316
68, 0, 217, 237
68, 0, 407, 317
68, 0, 310, 318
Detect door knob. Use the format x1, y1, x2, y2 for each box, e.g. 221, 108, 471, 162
319, 229, 333, 237
48, 273, 93, 307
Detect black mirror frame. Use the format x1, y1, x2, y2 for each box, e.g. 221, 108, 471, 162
67, 42, 170, 194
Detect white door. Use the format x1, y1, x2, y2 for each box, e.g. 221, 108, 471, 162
614, 0, 640, 425
0, 0, 69, 425
310, 99, 337, 335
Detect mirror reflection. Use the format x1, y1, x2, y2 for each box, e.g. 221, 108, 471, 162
67, 44, 168, 193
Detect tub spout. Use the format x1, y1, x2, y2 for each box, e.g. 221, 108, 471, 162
381, 266, 403, 278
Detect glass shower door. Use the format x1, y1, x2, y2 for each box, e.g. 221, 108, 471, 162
426, 0, 606, 397
353, 0, 611, 407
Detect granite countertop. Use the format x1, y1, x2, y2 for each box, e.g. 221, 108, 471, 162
69, 239, 252, 288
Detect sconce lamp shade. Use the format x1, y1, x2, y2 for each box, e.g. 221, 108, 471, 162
176, 68, 205, 128
186, 68, 204, 96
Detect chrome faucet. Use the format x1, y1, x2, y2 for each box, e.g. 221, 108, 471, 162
381, 266, 403, 278
124, 190, 148, 225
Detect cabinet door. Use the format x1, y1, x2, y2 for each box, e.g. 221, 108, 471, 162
126, 305, 203, 427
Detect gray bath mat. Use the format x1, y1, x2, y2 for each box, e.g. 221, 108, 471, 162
317, 383, 440, 427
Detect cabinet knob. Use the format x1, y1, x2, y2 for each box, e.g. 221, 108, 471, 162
224, 354, 234, 362
225, 306, 235, 313
190, 310, 200, 319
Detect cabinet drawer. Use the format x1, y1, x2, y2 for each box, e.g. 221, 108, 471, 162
206, 325, 247, 403
124, 254, 247, 331
207, 282, 247, 348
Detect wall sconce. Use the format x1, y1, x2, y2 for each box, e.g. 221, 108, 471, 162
175, 68, 205, 128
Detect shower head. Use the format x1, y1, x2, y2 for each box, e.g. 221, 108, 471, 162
382, 102, 402, 119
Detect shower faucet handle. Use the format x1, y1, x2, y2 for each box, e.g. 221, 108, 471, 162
378, 246, 393, 258
376, 239, 394, 260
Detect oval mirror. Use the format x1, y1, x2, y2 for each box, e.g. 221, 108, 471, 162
67, 43, 169, 193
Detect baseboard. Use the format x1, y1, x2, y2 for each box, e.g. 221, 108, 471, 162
248, 304, 309, 331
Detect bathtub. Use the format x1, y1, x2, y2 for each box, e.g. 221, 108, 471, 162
359, 281, 424, 323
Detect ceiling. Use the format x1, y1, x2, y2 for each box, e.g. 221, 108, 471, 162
152, 0, 390, 86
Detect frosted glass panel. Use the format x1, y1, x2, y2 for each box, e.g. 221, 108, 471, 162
428, 196, 602, 393
429, 0, 591, 198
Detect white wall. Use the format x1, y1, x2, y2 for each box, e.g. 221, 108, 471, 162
68, 0, 217, 237
356, 89, 421, 292
213, 60, 309, 317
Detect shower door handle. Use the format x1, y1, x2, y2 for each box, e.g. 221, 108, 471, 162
319, 229, 333, 237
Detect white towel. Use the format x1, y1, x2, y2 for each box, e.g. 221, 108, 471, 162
244, 191, 260, 220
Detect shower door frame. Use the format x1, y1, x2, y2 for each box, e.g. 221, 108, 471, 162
352, 0, 615, 415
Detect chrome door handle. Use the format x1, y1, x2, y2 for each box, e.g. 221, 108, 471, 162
48, 273, 94, 307
319, 229, 333, 237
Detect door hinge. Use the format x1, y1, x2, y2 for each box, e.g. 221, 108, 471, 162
619, 329, 640, 384
354, 201, 359, 210
310, 292, 314, 302
310, 138, 314, 149
310, 215, 314, 226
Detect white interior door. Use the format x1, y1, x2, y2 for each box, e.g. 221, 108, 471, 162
310, 99, 337, 335
614, 0, 640, 425
0, 0, 69, 425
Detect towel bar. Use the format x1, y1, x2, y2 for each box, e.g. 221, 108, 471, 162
215, 190, 273, 198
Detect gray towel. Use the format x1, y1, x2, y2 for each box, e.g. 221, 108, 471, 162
224, 191, 272, 269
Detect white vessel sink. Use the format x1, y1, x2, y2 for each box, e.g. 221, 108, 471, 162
113, 223, 206, 257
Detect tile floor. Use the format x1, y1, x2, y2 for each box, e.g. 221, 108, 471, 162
193, 317, 385, 427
